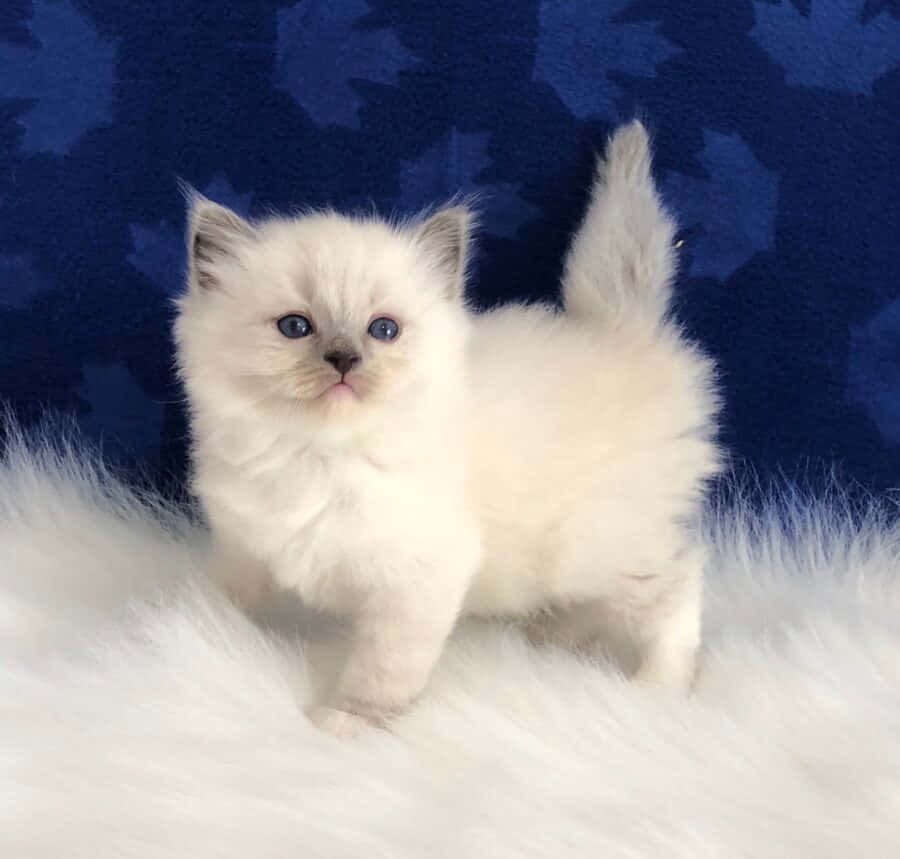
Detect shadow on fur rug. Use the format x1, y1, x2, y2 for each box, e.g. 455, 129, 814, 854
1, 430, 899, 857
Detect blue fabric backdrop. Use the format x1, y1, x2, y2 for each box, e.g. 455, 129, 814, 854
1, 0, 899, 492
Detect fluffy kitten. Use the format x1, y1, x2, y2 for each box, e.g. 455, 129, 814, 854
174, 120, 722, 738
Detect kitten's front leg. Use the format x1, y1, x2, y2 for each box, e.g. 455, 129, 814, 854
308, 581, 465, 738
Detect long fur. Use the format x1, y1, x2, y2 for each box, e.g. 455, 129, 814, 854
173, 120, 721, 733
2, 430, 899, 856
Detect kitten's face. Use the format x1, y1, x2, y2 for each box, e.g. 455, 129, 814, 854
175, 200, 471, 426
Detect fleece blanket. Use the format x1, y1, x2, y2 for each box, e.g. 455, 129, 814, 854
2, 1, 900, 490
1, 432, 899, 857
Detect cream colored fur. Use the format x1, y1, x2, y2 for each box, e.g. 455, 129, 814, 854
173, 120, 721, 736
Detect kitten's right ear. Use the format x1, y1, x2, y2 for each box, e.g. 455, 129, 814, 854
183, 185, 255, 291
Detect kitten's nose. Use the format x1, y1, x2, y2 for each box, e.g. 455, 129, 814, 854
323, 350, 361, 376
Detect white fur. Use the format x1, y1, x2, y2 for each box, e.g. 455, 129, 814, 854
174, 121, 721, 731
2, 434, 900, 856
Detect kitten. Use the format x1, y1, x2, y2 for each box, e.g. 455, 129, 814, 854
174, 120, 722, 738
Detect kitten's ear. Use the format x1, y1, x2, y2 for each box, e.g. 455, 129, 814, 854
183, 186, 256, 291
413, 205, 473, 300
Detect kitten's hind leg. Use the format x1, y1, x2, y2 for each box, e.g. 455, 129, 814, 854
524, 600, 639, 677
630, 571, 701, 693
526, 548, 704, 694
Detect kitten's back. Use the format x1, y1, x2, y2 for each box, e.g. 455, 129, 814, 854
463, 121, 720, 615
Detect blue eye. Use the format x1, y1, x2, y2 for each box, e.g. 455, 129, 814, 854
367, 316, 400, 342
277, 314, 312, 338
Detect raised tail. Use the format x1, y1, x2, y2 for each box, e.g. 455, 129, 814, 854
561, 119, 677, 329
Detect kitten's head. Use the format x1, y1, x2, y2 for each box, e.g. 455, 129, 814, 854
174, 193, 473, 430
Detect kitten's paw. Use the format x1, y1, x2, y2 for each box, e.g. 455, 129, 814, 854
632, 651, 698, 694
307, 705, 373, 740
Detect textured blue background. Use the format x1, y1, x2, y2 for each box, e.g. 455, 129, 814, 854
1, 0, 899, 492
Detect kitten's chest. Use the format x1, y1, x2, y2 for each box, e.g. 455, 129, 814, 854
242, 449, 378, 541
205, 444, 407, 596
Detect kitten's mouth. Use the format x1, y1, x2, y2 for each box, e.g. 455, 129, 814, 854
318, 378, 358, 402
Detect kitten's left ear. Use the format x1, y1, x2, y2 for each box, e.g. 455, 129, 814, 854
183, 186, 256, 291
413, 205, 473, 301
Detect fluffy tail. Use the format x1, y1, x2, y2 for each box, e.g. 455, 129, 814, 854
561, 120, 677, 329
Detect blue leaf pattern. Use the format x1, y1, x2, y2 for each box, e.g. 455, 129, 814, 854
276, 0, 417, 128
76, 364, 163, 465
664, 132, 778, 281
0, 0, 897, 490
848, 299, 900, 444
0, 1, 116, 153
752, 0, 900, 93
534, 0, 679, 120
0, 254, 47, 308
399, 131, 541, 239
128, 176, 253, 295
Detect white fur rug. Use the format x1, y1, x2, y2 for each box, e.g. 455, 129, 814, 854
2, 434, 899, 858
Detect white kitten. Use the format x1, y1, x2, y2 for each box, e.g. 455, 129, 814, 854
174, 120, 721, 737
